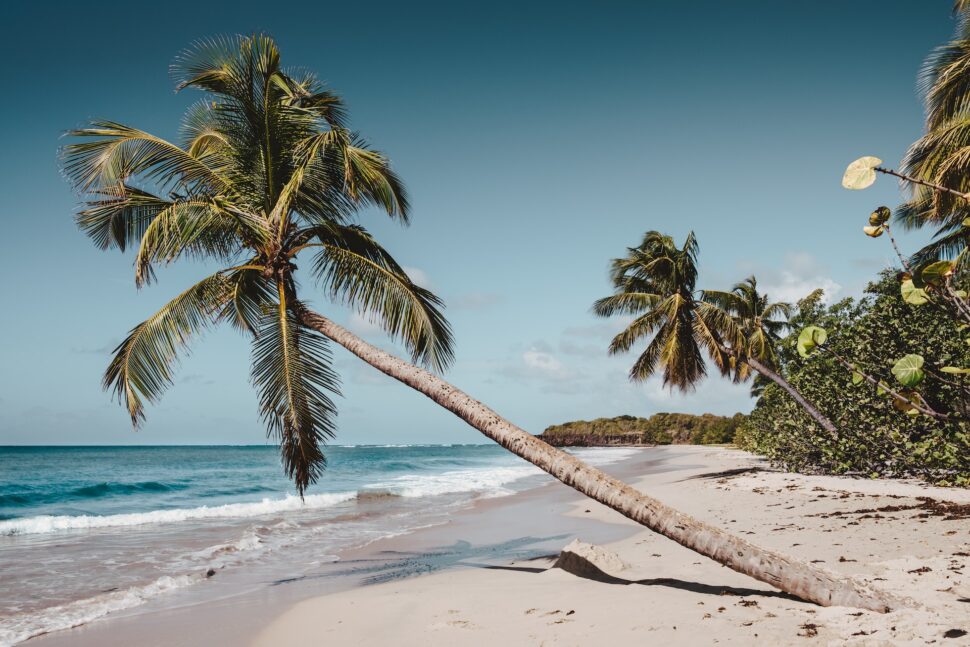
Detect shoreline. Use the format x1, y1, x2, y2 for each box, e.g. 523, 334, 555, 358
25, 446, 970, 645
26, 447, 665, 646
253, 446, 969, 646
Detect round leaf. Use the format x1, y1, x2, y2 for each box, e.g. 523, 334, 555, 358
869, 206, 891, 226
900, 279, 929, 305
919, 260, 954, 287
891, 354, 925, 387
797, 326, 828, 358
842, 156, 882, 190
863, 225, 884, 238
851, 371, 864, 385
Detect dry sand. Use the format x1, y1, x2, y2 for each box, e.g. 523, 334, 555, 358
253, 446, 970, 646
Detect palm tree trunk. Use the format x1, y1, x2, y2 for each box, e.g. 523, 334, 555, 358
743, 356, 839, 436
298, 308, 894, 612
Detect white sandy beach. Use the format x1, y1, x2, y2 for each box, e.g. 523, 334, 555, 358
253, 446, 970, 646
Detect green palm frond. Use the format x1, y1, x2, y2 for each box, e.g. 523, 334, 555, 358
76, 184, 173, 251
699, 276, 790, 376
62, 121, 230, 194
218, 267, 274, 335
133, 199, 246, 286
658, 299, 706, 390
628, 328, 665, 382
105, 272, 233, 426
251, 284, 340, 495
180, 101, 233, 166
591, 292, 662, 317
607, 309, 666, 355
699, 289, 745, 315
306, 224, 454, 372
911, 220, 970, 266
337, 137, 410, 222
596, 230, 709, 391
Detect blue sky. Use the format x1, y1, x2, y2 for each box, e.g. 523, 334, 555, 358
0, 1, 957, 445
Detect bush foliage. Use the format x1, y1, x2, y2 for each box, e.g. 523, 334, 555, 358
736, 271, 970, 485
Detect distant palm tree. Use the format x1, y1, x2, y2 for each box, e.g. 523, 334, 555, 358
592, 232, 719, 390
62, 36, 885, 610
699, 278, 837, 434
594, 233, 838, 435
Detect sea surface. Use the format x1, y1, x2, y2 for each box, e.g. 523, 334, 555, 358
0, 444, 639, 645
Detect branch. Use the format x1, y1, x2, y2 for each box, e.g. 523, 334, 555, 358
819, 345, 949, 420
875, 166, 970, 203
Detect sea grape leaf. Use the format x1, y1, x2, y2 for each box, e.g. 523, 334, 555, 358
900, 279, 929, 305
842, 156, 882, 190
797, 326, 827, 358
891, 354, 925, 387
920, 260, 954, 287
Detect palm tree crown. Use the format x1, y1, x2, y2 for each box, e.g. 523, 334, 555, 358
700, 276, 792, 382
62, 35, 454, 494
593, 232, 837, 433
592, 231, 726, 390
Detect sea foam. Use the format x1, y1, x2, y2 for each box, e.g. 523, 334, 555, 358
0, 491, 356, 536
0, 574, 196, 646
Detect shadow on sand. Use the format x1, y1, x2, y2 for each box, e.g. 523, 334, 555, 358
271, 535, 569, 586
273, 534, 798, 602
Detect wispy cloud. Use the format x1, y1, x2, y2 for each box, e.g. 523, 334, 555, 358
741, 252, 842, 304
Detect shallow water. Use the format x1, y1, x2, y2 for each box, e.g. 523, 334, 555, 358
0, 444, 639, 645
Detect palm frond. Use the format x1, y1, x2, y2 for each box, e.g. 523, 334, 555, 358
251, 284, 340, 495
105, 272, 231, 426
607, 309, 666, 355
700, 289, 745, 314
218, 267, 274, 335
62, 121, 229, 194
591, 292, 662, 317
911, 220, 970, 265
133, 199, 244, 286
336, 133, 410, 223
76, 184, 172, 251
306, 224, 454, 372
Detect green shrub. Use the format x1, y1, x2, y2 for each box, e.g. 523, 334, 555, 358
737, 271, 970, 485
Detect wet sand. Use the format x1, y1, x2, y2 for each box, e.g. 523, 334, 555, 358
27, 446, 970, 645
28, 448, 669, 645
254, 446, 970, 646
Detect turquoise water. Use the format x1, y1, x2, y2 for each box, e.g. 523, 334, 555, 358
0, 444, 640, 644
0, 445, 538, 525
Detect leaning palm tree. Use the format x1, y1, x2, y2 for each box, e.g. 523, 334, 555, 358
594, 234, 839, 435
698, 277, 836, 435
62, 35, 889, 610
701, 277, 789, 381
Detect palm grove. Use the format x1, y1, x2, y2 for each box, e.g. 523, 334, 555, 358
65, 27, 970, 611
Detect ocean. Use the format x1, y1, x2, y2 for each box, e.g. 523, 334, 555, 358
0, 444, 639, 645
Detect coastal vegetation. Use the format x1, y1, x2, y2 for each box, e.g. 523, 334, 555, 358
733, 1, 970, 486
540, 413, 744, 446
735, 275, 970, 484
592, 232, 838, 434
63, 35, 891, 610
